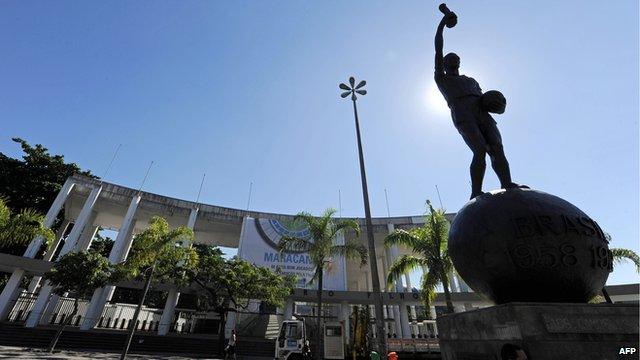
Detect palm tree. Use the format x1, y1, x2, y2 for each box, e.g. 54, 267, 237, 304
603, 233, 640, 273
610, 248, 640, 272
118, 216, 198, 360
385, 200, 454, 316
278, 209, 367, 360
0, 197, 54, 248
600, 233, 640, 303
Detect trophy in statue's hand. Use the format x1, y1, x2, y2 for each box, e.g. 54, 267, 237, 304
439, 3, 457, 28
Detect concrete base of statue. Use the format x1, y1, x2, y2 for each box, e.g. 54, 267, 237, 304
436, 302, 638, 360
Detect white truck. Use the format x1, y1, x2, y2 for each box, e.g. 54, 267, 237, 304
275, 320, 307, 360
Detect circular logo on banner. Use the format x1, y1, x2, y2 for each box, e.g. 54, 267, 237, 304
255, 218, 311, 252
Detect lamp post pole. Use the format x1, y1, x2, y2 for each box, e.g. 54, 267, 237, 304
340, 77, 387, 356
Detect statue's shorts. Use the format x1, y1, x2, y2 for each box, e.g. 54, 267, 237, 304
451, 96, 503, 155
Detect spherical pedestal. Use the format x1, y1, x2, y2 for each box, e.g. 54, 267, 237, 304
448, 188, 611, 304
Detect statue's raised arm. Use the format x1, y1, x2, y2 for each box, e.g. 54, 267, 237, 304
435, 4, 457, 77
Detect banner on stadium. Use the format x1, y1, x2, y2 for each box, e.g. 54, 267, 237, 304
237, 217, 346, 290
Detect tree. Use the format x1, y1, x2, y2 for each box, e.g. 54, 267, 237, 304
44, 250, 112, 352
610, 248, 640, 272
188, 245, 295, 355
117, 216, 198, 360
0, 138, 96, 258
599, 233, 640, 303
0, 138, 95, 215
277, 209, 367, 360
89, 231, 114, 258
350, 305, 372, 359
385, 200, 455, 316
0, 197, 54, 249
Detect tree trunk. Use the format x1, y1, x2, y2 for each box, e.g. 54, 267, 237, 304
602, 288, 613, 304
441, 273, 454, 313
217, 307, 227, 357
120, 265, 155, 360
48, 298, 79, 352
316, 268, 323, 360
351, 307, 358, 360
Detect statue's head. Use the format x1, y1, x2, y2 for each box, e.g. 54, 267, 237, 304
444, 53, 460, 74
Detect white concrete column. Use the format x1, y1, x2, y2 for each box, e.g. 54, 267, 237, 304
0, 270, 26, 320
24, 180, 76, 258
73, 215, 99, 251
25, 185, 101, 328
386, 223, 406, 338
26, 220, 71, 294
55, 187, 102, 257
335, 231, 348, 291
457, 275, 470, 292
283, 298, 294, 320
390, 251, 403, 292
157, 289, 180, 334
225, 308, 237, 339
399, 304, 411, 339
392, 305, 402, 338
383, 247, 391, 292
449, 271, 460, 292
386, 224, 404, 293
81, 194, 141, 330
42, 220, 71, 262
340, 301, 350, 344
157, 207, 198, 335
0, 181, 75, 320
369, 305, 376, 339
40, 220, 100, 324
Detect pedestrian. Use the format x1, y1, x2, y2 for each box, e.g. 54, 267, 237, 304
224, 329, 237, 360
301, 339, 312, 360
500, 343, 528, 360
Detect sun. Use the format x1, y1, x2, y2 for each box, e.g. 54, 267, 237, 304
427, 82, 450, 116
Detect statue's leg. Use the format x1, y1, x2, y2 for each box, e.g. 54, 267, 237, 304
481, 120, 517, 189
456, 122, 487, 199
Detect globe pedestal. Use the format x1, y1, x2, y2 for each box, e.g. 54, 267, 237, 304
437, 188, 631, 359
448, 188, 610, 303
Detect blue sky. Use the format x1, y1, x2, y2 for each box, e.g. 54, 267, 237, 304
1, 1, 638, 285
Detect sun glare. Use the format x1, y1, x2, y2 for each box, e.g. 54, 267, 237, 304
427, 82, 449, 116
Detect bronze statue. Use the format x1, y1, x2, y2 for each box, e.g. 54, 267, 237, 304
435, 4, 525, 199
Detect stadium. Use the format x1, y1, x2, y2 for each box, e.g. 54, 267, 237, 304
0, 174, 636, 352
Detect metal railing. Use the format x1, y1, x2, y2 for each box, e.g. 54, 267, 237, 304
6, 293, 37, 323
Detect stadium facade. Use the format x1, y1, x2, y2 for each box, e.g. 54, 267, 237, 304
0, 174, 636, 340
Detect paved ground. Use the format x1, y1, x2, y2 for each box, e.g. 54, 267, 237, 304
0, 346, 272, 360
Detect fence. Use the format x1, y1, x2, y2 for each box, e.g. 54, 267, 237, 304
7, 294, 91, 325
6, 294, 36, 323
7, 293, 227, 336
387, 338, 440, 353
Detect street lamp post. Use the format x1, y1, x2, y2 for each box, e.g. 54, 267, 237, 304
340, 76, 387, 356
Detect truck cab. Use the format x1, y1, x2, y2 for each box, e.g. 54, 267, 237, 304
275, 319, 307, 360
